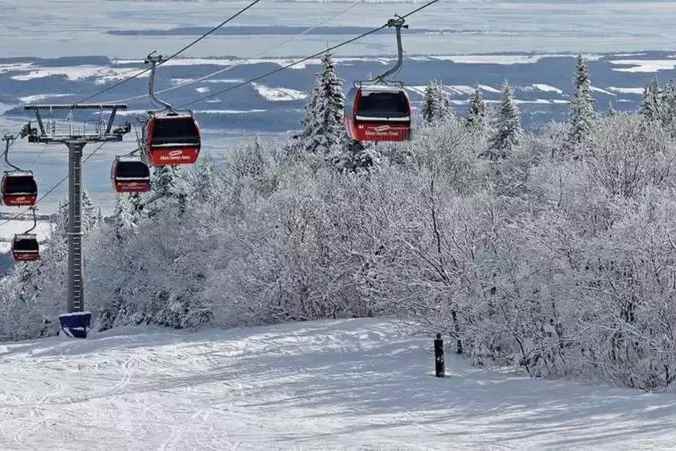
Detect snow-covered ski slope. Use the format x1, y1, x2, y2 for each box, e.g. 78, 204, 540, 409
1, 319, 675, 450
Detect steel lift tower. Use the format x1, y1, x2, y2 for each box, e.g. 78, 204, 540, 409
23, 104, 129, 338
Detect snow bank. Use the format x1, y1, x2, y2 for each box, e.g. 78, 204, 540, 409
0, 63, 34, 74
610, 59, 676, 73
18, 93, 73, 103
478, 84, 501, 93
591, 86, 617, 96
432, 53, 602, 65
251, 83, 307, 102
11, 65, 145, 83
532, 83, 563, 94
608, 86, 645, 95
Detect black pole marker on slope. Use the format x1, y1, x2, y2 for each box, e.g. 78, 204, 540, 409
435, 333, 445, 378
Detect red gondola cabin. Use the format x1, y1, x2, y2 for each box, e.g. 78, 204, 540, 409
145, 112, 201, 166
345, 85, 411, 142
12, 234, 40, 262
111, 156, 151, 193
2, 171, 38, 207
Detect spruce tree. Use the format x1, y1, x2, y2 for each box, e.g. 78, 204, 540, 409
332, 139, 378, 172
301, 53, 345, 155
567, 54, 595, 148
486, 83, 521, 160
659, 81, 676, 128
421, 82, 437, 125
81, 191, 98, 234
114, 193, 145, 237
151, 165, 177, 198
640, 80, 661, 122
421, 80, 453, 125
466, 86, 487, 129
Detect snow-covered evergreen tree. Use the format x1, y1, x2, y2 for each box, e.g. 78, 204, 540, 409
659, 81, 676, 128
466, 87, 487, 130
485, 83, 521, 160
331, 139, 379, 172
640, 80, 661, 122
81, 191, 98, 234
114, 193, 146, 236
421, 80, 453, 125
151, 165, 177, 198
301, 53, 345, 155
148, 165, 189, 215
566, 54, 595, 148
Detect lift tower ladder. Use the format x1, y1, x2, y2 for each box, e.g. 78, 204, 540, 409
23, 104, 129, 338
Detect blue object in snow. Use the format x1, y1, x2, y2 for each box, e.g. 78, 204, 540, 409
59, 312, 92, 339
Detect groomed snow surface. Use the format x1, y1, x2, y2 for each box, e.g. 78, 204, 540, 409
1, 319, 675, 450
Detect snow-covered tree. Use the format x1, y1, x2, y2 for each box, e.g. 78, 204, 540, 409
657, 81, 676, 129
331, 139, 379, 172
301, 53, 345, 155
81, 191, 98, 234
114, 193, 146, 236
148, 165, 189, 215
566, 54, 595, 149
421, 80, 453, 125
640, 80, 661, 122
151, 165, 177, 198
485, 83, 521, 160
466, 87, 487, 130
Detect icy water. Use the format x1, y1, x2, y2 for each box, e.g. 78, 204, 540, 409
3, 0, 676, 58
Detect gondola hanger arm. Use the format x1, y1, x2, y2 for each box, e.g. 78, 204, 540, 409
25, 207, 38, 234
373, 15, 408, 84
2, 133, 24, 172
145, 52, 176, 113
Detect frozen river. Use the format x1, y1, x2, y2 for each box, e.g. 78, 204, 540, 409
3, 1, 676, 58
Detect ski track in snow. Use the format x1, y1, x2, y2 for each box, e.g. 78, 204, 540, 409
0, 319, 675, 450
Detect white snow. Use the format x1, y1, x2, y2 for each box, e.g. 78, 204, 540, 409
591, 86, 617, 96
10, 65, 145, 83
532, 83, 563, 94
195, 87, 210, 94
171, 78, 245, 85
251, 83, 307, 102
407, 85, 476, 98
610, 59, 676, 73
445, 85, 476, 96
0, 319, 674, 449
18, 93, 72, 104
433, 54, 545, 65
478, 84, 501, 93
0, 63, 34, 74
513, 99, 553, 105
608, 86, 645, 95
